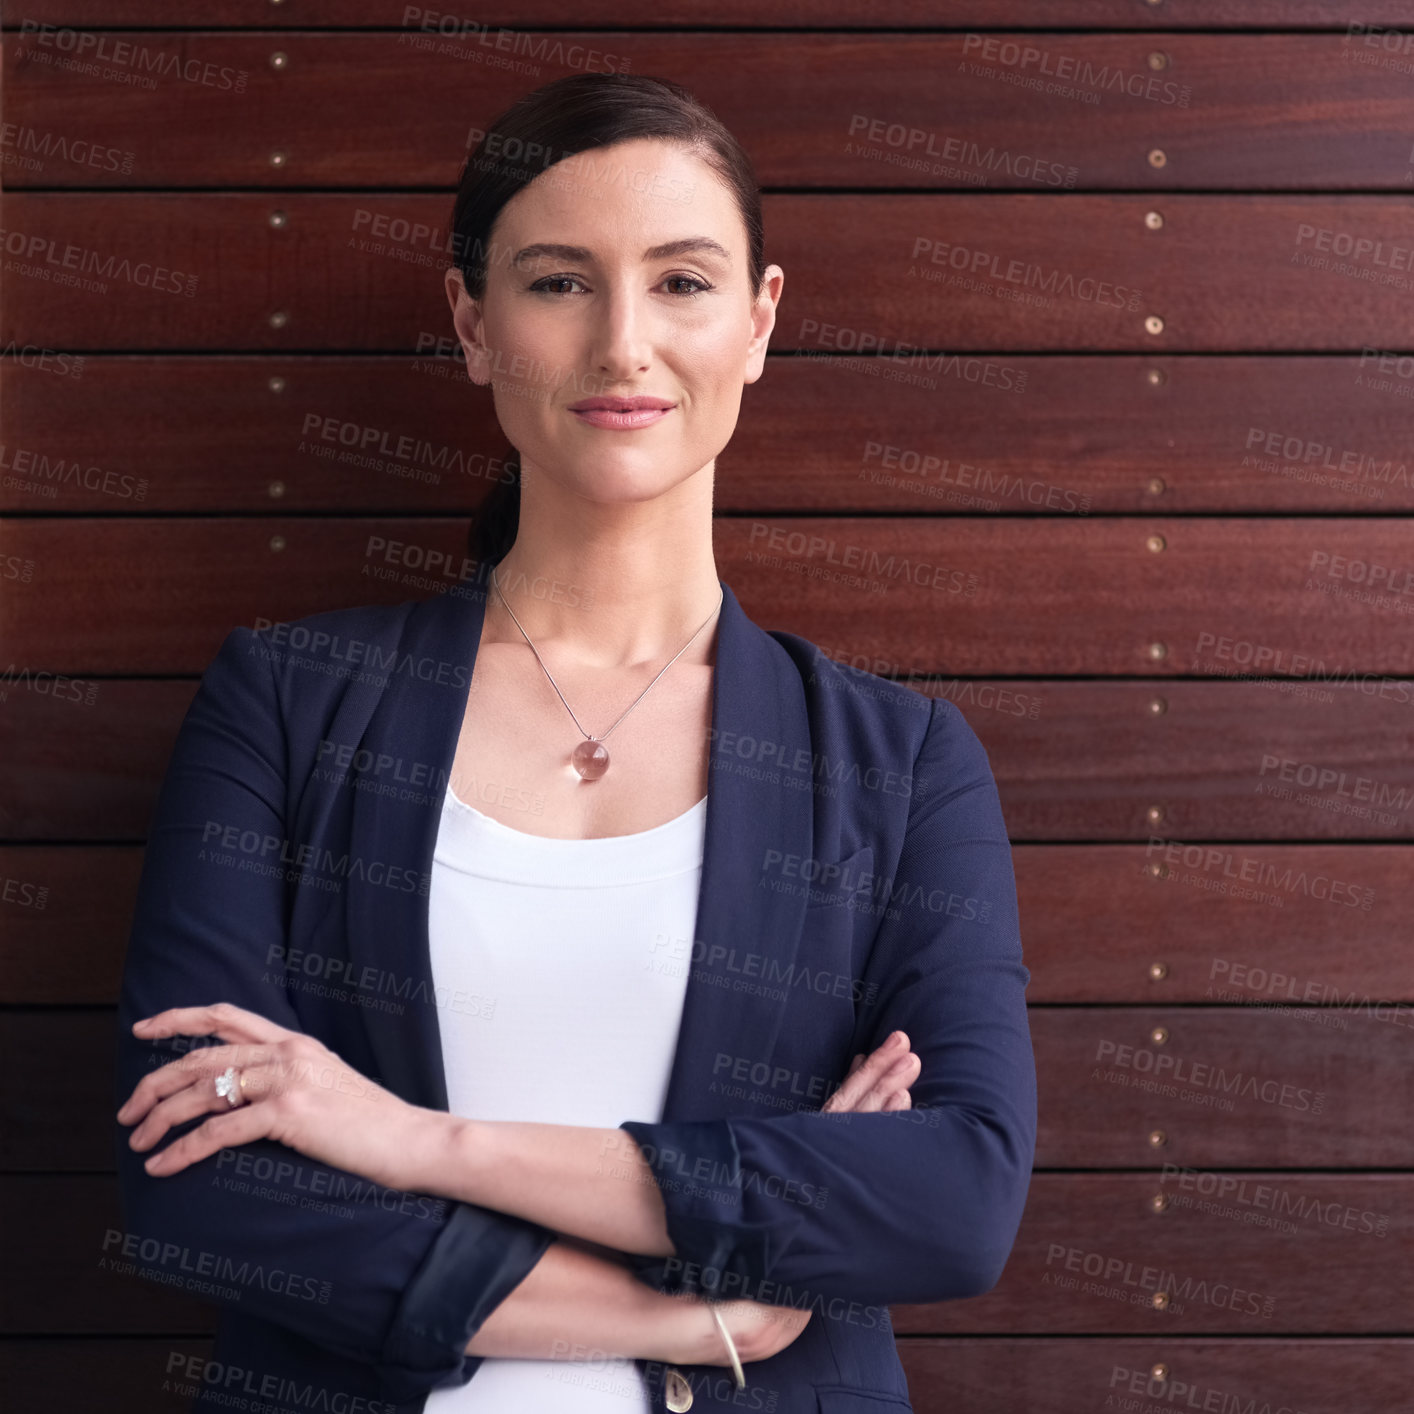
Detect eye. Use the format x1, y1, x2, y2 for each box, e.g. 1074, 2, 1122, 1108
526, 273, 715, 298
663, 274, 713, 297
528, 274, 586, 295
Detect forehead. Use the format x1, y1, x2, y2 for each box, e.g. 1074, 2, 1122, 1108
497, 137, 741, 261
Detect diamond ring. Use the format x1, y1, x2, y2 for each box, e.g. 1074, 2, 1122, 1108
215, 1066, 245, 1107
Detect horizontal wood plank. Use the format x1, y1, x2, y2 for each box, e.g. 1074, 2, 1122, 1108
5, 354, 1412, 515
8, 842, 1413, 1004
10, 3, 1411, 28
898, 1338, 1414, 1414
7, 519, 1414, 681
2, 1336, 1410, 1413
5, 195, 1413, 351
900, 1173, 1412, 1334
8, 1009, 1410, 1171
6, 1174, 1407, 1333
8, 34, 1414, 189
6, 676, 1414, 841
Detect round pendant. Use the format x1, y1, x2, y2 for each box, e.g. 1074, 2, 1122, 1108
571, 737, 610, 781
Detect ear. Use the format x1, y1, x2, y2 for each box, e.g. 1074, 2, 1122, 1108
742, 264, 784, 386
444, 266, 494, 387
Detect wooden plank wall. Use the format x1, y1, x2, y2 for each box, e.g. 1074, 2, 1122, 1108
3, 2, 1411, 1408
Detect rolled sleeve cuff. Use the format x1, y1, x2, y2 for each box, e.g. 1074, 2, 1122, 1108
618, 1118, 804, 1300
375, 1203, 556, 1401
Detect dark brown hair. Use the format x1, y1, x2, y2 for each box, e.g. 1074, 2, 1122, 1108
449, 72, 766, 567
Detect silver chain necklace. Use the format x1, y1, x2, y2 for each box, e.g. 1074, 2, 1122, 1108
489, 563, 723, 781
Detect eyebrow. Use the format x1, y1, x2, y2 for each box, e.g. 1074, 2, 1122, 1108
511, 237, 732, 267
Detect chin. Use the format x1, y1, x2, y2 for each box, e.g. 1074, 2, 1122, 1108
557, 454, 697, 503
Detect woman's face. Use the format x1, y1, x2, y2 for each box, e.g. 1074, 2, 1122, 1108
445, 136, 783, 508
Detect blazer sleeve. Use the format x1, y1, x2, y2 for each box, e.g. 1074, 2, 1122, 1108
618, 694, 1037, 1310
112, 625, 555, 1403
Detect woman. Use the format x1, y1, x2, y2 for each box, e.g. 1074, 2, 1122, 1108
113, 73, 1036, 1414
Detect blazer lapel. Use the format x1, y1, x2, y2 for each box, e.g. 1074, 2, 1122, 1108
341, 580, 817, 1123
343, 587, 486, 1113
659, 582, 815, 1122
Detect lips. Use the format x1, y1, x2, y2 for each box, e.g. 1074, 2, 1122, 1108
568, 395, 677, 431
568, 396, 676, 411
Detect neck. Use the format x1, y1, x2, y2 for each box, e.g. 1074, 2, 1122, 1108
484, 489, 722, 671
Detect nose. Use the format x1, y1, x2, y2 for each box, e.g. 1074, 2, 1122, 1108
588, 283, 654, 384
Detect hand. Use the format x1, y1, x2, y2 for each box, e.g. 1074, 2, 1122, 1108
821, 1029, 920, 1114
715, 1295, 812, 1364
654, 1032, 921, 1370
116, 1001, 438, 1192
658, 1292, 812, 1367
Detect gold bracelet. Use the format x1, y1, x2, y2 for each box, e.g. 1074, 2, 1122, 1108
706, 1298, 745, 1389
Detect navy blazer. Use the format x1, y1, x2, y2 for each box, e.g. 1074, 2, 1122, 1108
113, 578, 1036, 1414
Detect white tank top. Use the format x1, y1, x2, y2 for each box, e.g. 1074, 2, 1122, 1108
423, 780, 707, 1413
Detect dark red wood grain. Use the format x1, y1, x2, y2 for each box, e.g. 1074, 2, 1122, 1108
7, 518, 1414, 679
7, 1009, 1412, 1171
5, 1174, 1407, 1333
5, 354, 1411, 514
7, 33, 1414, 189
7, 841, 1413, 1004
5, 194, 1414, 351
11, 2, 1413, 28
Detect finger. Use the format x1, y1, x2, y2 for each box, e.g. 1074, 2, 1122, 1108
881, 1088, 913, 1112
850, 1051, 922, 1115
825, 1047, 893, 1111
825, 1035, 913, 1113
118, 1042, 276, 1127
141, 1100, 274, 1177
128, 1072, 239, 1153
132, 1002, 288, 1048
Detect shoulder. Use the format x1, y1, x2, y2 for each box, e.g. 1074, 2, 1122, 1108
200, 594, 448, 718
766, 626, 943, 750
767, 626, 998, 807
